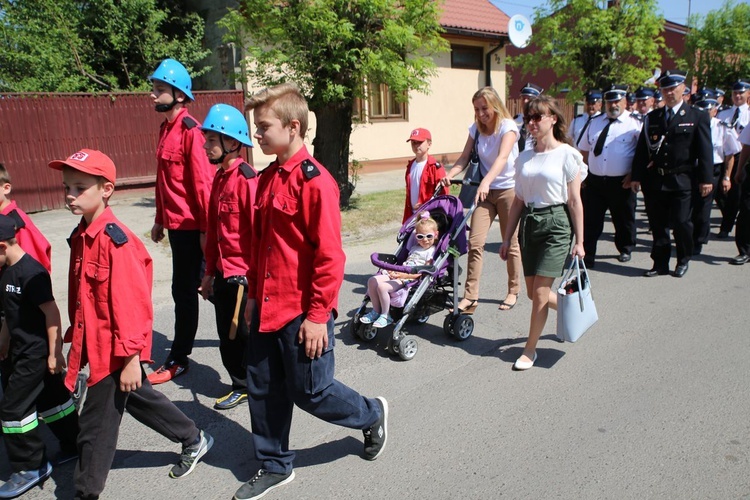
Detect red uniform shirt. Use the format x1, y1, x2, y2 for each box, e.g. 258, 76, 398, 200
64, 207, 154, 391
154, 107, 214, 231
204, 157, 258, 277
247, 146, 345, 332
2, 201, 52, 273
402, 155, 449, 223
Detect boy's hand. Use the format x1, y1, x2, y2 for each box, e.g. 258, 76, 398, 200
298, 319, 328, 359
120, 355, 142, 392
200, 275, 214, 300
48, 350, 66, 374
151, 224, 165, 243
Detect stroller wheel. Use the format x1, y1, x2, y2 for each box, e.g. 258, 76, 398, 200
452, 315, 474, 341
443, 315, 454, 336
360, 323, 377, 342
397, 336, 418, 361
414, 313, 430, 324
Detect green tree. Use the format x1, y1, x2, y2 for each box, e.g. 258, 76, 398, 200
512, 0, 665, 101
684, 0, 750, 90
220, 0, 448, 206
0, 0, 210, 92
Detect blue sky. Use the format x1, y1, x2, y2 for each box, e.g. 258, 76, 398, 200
490, 0, 749, 25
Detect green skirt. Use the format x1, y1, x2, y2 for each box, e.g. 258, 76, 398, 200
519, 204, 572, 278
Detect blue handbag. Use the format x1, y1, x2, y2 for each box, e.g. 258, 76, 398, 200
556, 256, 598, 342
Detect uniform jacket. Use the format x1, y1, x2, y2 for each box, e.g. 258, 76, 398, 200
631, 103, 713, 191
204, 157, 258, 278
247, 146, 345, 333
155, 107, 214, 232
402, 155, 448, 223
1, 201, 52, 273
64, 207, 153, 391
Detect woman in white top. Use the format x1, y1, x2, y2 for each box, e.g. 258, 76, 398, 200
500, 95, 585, 370
442, 87, 523, 314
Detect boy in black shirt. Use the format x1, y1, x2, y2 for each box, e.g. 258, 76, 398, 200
0, 214, 79, 498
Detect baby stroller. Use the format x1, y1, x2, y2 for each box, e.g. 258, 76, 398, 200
351, 182, 478, 361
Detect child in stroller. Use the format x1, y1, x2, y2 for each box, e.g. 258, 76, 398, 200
360, 213, 439, 328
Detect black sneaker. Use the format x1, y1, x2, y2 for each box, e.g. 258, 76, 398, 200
233, 469, 295, 500
363, 397, 388, 460
214, 390, 248, 410
169, 430, 213, 479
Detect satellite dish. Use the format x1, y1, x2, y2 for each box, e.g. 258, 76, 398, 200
508, 14, 532, 49
644, 68, 661, 85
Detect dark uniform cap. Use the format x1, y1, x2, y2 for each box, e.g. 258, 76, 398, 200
657, 70, 687, 89
520, 83, 543, 97
695, 98, 719, 111
694, 87, 716, 101
654, 89, 663, 101
713, 87, 725, 97
731, 80, 750, 92
682, 87, 691, 96
626, 92, 636, 104
603, 84, 628, 102
0, 214, 16, 241
635, 87, 655, 100
585, 88, 603, 102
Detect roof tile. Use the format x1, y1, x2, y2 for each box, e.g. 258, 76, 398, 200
440, 0, 509, 36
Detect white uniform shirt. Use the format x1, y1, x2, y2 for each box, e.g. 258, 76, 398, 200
710, 117, 742, 164
718, 103, 749, 134
737, 122, 750, 146
514, 144, 586, 207
469, 120, 519, 190
569, 112, 601, 148
579, 112, 642, 176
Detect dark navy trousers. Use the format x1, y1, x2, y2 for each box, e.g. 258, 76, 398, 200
246, 313, 380, 474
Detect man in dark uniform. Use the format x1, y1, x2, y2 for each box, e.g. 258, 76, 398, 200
632, 86, 655, 123
513, 83, 543, 152
630, 70, 713, 278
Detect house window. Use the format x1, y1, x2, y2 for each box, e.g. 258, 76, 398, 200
355, 82, 407, 121
451, 45, 484, 70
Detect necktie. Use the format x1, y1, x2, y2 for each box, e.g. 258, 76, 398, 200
665, 107, 674, 127
576, 115, 593, 147
731, 107, 740, 130
518, 123, 527, 152
593, 118, 616, 157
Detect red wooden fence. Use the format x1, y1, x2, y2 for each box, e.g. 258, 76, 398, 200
0, 90, 245, 212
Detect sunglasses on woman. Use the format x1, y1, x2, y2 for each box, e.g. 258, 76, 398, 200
416, 233, 435, 240
523, 113, 550, 123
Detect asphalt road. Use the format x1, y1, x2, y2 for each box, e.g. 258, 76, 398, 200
2, 174, 749, 499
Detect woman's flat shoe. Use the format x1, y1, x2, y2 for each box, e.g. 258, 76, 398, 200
513, 352, 537, 371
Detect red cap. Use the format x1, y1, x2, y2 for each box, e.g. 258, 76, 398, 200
407, 128, 431, 142
48, 149, 116, 183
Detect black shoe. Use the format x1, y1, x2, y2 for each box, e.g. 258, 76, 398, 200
730, 254, 750, 265
617, 252, 631, 263
643, 267, 669, 277
673, 263, 689, 277
717, 231, 730, 239
363, 397, 389, 460
169, 430, 213, 479
234, 469, 295, 500
214, 390, 248, 410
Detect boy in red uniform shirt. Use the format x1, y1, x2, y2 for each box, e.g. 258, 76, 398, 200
198, 103, 257, 410
0, 215, 78, 498
48, 149, 213, 499
402, 128, 449, 223
234, 82, 388, 500
0, 164, 52, 273
147, 59, 215, 384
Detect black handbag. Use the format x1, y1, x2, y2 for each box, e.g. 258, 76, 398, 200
458, 130, 483, 208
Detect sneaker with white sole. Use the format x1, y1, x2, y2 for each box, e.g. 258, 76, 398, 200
233, 469, 295, 500
363, 397, 388, 460
359, 310, 379, 324
371, 315, 393, 329
169, 430, 213, 479
0, 462, 52, 498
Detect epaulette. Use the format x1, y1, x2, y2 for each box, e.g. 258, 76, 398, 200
182, 116, 198, 129
66, 226, 78, 248
575, 113, 583, 118
239, 162, 256, 179
6, 209, 25, 230
301, 159, 320, 180
104, 223, 128, 246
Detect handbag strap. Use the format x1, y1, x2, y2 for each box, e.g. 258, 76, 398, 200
560, 256, 590, 312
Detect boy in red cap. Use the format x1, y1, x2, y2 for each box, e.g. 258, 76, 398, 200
0, 163, 52, 273
402, 128, 448, 223
48, 149, 212, 499
0, 213, 78, 498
